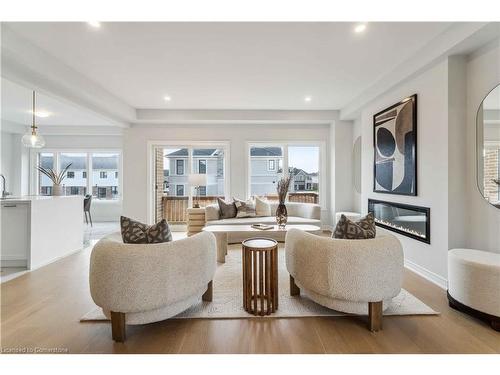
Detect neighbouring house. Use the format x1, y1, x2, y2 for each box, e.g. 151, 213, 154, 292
39, 154, 119, 199
164, 149, 225, 197
249, 147, 319, 196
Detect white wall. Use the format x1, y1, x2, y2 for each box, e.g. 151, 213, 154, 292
466, 40, 500, 252
359, 59, 450, 286
330, 120, 354, 223
122, 123, 331, 224
0, 130, 30, 196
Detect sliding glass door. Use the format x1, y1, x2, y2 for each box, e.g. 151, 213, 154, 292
153, 144, 228, 224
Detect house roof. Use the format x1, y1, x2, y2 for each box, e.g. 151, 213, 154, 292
165, 149, 219, 157
40, 155, 118, 170
250, 147, 282, 157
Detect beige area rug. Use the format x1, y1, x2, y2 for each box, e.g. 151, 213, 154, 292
81, 244, 438, 321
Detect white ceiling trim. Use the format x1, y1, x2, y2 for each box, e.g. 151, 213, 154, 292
339, 22, 495, 120
134, 109, 339, 124
1, 25, 133, 128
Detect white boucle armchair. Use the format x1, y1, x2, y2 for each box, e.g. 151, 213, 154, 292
285, 228, 404, 331
89, 231, 216, 342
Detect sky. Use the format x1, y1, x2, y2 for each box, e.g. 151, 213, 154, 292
288, 146, 319, 173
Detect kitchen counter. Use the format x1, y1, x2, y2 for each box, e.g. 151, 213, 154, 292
1, 195, 83, 270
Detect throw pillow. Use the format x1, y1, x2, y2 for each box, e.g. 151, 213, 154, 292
217, 198, 237, 219
234, 198, 257, 218
255, 196, 271, 217
120, 216, 172, 244
333, 212, 376, 239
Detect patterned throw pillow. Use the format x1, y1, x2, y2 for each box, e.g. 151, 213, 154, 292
234, 198, 257, 218
333, 212, 376, 239
120, 216, 172, 244
217, 198, 237, 219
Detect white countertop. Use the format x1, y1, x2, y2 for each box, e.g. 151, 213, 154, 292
1, 195, 83, 204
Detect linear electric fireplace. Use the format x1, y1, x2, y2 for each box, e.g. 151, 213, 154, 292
368, 199, 430, 244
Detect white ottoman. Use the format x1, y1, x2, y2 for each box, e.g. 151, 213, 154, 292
335, 211, 361, 224
448, 249, 500, 331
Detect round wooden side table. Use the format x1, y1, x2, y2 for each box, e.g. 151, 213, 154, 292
242, 238, 278, 316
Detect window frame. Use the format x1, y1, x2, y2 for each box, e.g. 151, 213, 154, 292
198, 159, 207, 174
176, 159, 185, 175
268, 159, 276, 171
246, 141, 326, 208
176, 184, 185, 196
30, 148, 122, 201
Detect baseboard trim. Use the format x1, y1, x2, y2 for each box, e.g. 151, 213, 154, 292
404, 259, 447, 290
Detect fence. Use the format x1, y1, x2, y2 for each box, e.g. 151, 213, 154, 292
162, 192, 319, 223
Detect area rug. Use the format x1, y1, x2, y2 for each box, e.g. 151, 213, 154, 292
81, 245, 438, 321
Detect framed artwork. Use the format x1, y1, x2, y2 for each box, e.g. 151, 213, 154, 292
373, 94, 417, 196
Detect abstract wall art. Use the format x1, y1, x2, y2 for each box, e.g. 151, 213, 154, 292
373, 94, 417, 196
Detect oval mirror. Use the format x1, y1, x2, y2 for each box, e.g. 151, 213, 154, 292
477, 83, 500, 209
352, 136, 362, 194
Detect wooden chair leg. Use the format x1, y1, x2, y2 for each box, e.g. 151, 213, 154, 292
368, 301, 383, 332
111, 311, 126, 342
290, 275, 300, 296
84, 211, 88, 225
202, 280, 213, 302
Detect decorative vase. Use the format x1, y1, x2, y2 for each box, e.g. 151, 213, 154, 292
52, 184, 64, 196
276, 203, 288, 229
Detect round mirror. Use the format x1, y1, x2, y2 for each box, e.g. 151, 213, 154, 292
477, 83, 500, 209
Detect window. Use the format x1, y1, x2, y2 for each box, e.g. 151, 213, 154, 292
176, 160, 184, 175
249, 146, 283, 198
249, 144, 321, 205
97, 187, 107, 199
60, 153, 87, 196
288, 146, 320, 203
198, 159, 207, 174
198, 186, 207, 196
176, 185, 185, 196
92, 153, 119, 200
35, 151, 121, 200
38, 153, 54, 196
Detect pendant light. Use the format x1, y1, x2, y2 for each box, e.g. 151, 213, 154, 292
21, 91, 46, 148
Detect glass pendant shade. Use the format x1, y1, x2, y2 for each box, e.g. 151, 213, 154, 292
22, 90, 45, 148
22, 132, 46, 148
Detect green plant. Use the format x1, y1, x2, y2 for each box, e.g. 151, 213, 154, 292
276, 176, 292, 204
36, 163, 72, 185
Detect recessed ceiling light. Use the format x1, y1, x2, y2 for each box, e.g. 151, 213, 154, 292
88, 21, 101, 28
33, 111, 51, 118
354, 23, 367, 33
164, 96, 172, 102
304, 96, 312, 102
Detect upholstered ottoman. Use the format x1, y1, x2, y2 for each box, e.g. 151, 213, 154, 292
335, 211, 361, 223
448, 249, 500, 331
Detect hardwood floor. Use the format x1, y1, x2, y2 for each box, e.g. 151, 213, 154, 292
1, 243, 499, 354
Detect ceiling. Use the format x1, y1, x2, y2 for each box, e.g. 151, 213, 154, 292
1, 78, 116, 127
5, 22, 453, 110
